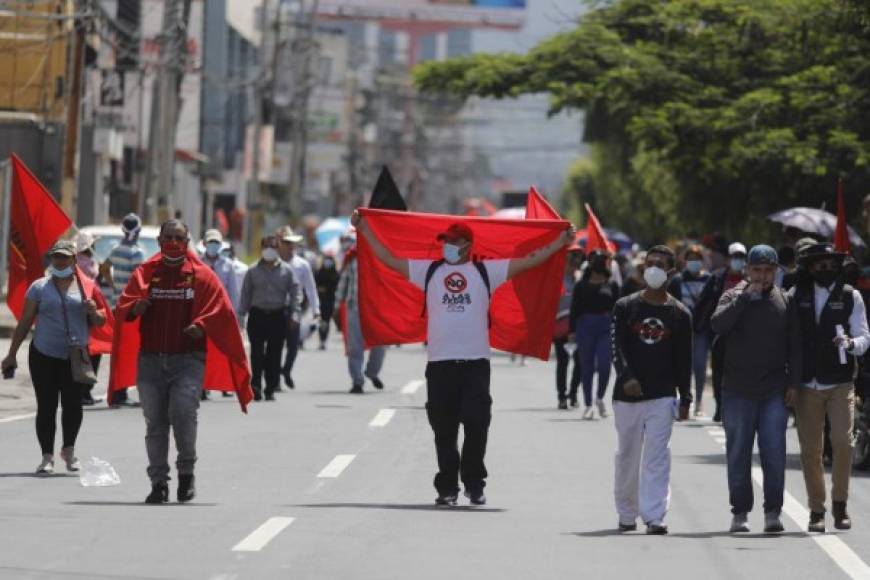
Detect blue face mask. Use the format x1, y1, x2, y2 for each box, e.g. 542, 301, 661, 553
686, 260, 703, 275
205, 241, 221, 258
443, 243, 462, 264
730, 258, 746, 273
50, 265, 74, 278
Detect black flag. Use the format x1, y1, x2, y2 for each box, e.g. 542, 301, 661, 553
368, 166, 407, 210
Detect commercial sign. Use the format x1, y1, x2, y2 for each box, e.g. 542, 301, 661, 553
317, 0, 527, 29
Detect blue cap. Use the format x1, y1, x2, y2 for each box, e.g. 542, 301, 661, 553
748, 244, 779, 266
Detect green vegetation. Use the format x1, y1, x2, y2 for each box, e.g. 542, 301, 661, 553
415, 0, 870, 242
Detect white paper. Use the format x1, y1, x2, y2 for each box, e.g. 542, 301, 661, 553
836, 324, 848, 365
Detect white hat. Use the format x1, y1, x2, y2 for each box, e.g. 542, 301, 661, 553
204, 229, 223, 243
73, 231, 96, 253
279, 227, 304, 243
728, 242, 747, 256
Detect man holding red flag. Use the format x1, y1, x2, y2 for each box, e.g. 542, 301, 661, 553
109, 219, 252, 504
352, 210, 573, 506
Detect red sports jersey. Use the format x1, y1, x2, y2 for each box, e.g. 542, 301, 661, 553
139, 261, 206, 353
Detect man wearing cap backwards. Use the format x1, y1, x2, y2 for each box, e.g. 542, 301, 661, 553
712, 245, 802, 535
696, 241, 748, 422
277, 227, 319, 390
107, 213, 146, 407
352, 211, 574, 506
789, 242, 870, 533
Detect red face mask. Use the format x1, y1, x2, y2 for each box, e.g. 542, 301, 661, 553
160, 240, 187, 260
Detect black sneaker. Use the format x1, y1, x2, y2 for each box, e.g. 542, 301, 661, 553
435, 492, 458, 506
81, 394, 97, 406
200, 390, 210, 401
145, 482, 169, 504
646, 523, 668, 535
618, 521, 637, 532
265, 392, 276, 401
558, 399, 569, 410
178, 474, 196, 503
349, 384, 364, 394
464, 489, 487, 506
808, 511, 826, 533
253, 390, 263, 402
569, 397, 579, 408
833, 501, 851, 530
368, 376, 385, 390
283, 372, 295, 390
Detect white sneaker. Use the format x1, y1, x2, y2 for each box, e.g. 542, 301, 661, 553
60, 447, 81, 472
36, 454, 54, 475
596, 398, 608, 418
582, 406, 594, 420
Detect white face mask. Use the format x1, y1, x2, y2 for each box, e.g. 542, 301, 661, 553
643, 266, 668, 290
205, 241, 221, 258
261, 247, 279, 262
730, 258, 746, 272
443, 243, 462, 264
49, 265, 74, 278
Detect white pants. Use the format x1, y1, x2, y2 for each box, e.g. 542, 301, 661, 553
613, 398, 674, 525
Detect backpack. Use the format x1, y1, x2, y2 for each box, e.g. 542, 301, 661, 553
420, 259, 492, 326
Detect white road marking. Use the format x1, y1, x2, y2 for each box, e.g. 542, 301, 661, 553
317, 454, 356, 478
369, 408, 396, 428
0, 412, 36, 424
712, 437, 727, 445
231, 517, 295, 552
401, 379, 425, 394
704, 427, 870, 579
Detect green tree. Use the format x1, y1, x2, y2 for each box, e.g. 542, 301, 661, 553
415, 0, 870, 242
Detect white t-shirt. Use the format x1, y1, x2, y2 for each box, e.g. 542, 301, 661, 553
409, 259, 510, 362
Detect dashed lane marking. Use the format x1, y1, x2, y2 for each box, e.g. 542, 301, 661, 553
369, 409, 396, 428
317, 454, 356, 478
401, 379, 424, 395
231, 517, 295, 552
0, 412, 36, 424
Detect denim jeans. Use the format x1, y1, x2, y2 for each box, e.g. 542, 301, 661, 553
575, 314, 612, 407
722, 390, 788, 515
346, 306, 385, 386
692, 331, 711, 405
137, 352, 205, 483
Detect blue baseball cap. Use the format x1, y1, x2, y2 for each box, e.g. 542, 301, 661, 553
747, 244, 779, 266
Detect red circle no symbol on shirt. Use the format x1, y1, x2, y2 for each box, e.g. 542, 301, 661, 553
444, 272, 468, 293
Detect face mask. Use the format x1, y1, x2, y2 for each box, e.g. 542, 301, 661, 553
50, 265, 74, 278
205, 242, 221, 258
812, 269, 839, 287
443, 243, 462, 264
160, 240, 187, 260
730, 258, 746, 273
261, 247, 279, 262
686, 260, 702, 275
643, 266, 668, 290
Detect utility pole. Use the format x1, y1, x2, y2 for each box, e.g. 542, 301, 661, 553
143, 0, 187, 223
247, 0, 271, 252
61, 2, 86, 216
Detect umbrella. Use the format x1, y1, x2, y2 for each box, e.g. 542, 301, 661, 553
315, 217, 352, 255
767, 207, 865, 248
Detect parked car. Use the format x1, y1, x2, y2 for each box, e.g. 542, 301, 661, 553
78, 225, 161, 263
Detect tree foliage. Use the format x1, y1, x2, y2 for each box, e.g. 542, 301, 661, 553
415, 0, 870, 242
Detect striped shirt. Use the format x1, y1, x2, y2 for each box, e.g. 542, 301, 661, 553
335, 259, 358, 309
109, 242, 146, 303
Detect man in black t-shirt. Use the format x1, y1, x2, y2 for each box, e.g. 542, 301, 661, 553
611, 245, 693, 535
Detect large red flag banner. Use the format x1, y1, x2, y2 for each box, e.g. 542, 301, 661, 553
7, 154, 72, 318
357, 208, 568, 360
834, 178, 851, 254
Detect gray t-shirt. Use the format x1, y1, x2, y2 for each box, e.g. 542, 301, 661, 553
26, 277, 89, 359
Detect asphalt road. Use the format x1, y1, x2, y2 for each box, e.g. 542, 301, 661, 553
1, 336, 870, 580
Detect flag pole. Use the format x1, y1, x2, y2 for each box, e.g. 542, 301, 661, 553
0, 158, 11, 297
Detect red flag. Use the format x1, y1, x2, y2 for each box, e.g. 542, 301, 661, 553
834, 178, 851, 254
525, 186, 560, 219
6, 154, 72, 318
108, 251, 253, 412
75, 267, 115, 356
357, 208, 567, 360
584, 203, 612, 253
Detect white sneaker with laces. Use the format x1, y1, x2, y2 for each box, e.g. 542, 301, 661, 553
596, 398, 608, 418
582, 407, 594, 420
36, 454, 54, 475
60, 447, 81, 472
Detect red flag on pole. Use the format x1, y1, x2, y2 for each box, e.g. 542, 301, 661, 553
584, 203, 612, 253
834, 178, 851, 254
6, 154, 72, 318
525, 186, 560, 219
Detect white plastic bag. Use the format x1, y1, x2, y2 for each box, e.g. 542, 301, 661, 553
79, 457, 121, 487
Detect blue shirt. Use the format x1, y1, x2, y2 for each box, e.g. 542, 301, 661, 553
26, 277, 89, 359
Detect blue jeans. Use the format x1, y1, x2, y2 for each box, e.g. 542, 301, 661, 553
722, 390, 788, 515
576, 314, 612, 407
692, 331, 711, 405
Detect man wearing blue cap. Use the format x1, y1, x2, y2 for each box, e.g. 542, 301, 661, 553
711, 244, 802, 535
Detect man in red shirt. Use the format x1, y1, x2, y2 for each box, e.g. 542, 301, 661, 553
127, 220, 211, 504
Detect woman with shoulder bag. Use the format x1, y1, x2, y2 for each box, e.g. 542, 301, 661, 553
1, 240, 107, 475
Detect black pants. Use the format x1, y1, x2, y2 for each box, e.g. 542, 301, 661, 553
29, 345, 84, 455
319, 299, 335, 344
283, 319, 301, 378
425, 359, 492, 494
553, 338, 581, 401
711, 336, 725, 420
247, 308, 286, 395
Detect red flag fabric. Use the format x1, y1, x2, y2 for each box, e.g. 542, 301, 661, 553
6, 154, 72, 318
108, 251, 253, 412
584, 203, 612, 254
525, 186, 560, 219
75, 267, 115, 356
357, 208, 568, 360
834, 178, 851, 254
